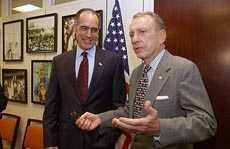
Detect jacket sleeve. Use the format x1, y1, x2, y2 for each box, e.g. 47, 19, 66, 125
43, 58, 61, 147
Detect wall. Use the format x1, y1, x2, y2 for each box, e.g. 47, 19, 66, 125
155, 0, 230, 148
0, 0, 153, 148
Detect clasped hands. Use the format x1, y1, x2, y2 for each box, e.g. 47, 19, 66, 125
75, 100, 160, 136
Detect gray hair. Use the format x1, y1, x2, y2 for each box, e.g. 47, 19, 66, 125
133, 11, 166, 30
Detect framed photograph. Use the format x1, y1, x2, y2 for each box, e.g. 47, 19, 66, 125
26, 13, 57, 53
3, 20, 23, 61
2, 69, 27, 103
62, 10, 103, 53
31, 60, 52, 104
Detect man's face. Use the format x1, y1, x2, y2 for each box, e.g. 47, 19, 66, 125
75, 11, 99, 51
129, 15, 166, 63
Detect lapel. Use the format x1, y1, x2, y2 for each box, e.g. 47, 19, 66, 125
85, 48, 105, 104
146, 50, 172, 104
66, 50, 82, 105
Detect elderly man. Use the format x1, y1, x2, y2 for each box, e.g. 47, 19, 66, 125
76, 11, 217, 149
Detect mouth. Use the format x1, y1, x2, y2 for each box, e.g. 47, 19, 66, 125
134, 47, 143, 52
83, 38, 93, 43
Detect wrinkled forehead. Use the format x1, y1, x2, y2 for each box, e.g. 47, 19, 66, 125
129, 15, 155, 31
78, 11, 99, 27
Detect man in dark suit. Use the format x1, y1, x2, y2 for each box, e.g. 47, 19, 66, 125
76, 11, 217, 149
43, 8, 126, 149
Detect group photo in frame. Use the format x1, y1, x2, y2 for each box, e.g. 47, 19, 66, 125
3, 20, 23, 61
31, 60, 52, 104
62, 10, 103, 53
2, 69, 27, 103
26, 13, 57, 53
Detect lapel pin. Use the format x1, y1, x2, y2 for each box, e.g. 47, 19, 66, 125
158, 76, 163, 80
98, 62, 103, 66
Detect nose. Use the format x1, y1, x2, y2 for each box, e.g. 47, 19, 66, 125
86, 29, 93, 37
132, 33, 139, 43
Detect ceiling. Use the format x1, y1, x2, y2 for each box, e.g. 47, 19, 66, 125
12, 0, 42, 8
12, 0, 76, 14
12, 0, 77, 7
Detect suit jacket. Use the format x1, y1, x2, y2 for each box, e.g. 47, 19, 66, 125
43, 48, 126, 149
100, 50, 217, 149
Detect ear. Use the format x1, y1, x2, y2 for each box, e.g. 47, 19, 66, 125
159, 29, 166, 44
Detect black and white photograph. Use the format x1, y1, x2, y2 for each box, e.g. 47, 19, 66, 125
62, 10, 103, 53
2, 69, 27, 103
26, 13, 57, 53
31, 60, 52, 104
3, 20, 23, 61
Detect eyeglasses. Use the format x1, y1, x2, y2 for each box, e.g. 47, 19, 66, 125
79, 25, 99, 34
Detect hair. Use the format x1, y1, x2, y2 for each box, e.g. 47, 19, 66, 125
75, 8, 100, 28
133, 11, 166, 30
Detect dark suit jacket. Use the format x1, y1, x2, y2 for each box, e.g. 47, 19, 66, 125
43, 48, 126, 149
100, 50, 217, 149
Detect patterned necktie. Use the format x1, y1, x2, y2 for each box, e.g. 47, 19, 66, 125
133, 64, 151, 118
78, 52, 88, 102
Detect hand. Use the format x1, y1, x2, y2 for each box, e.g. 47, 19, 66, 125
75, 112, 102, 130
112, 100, 160, 136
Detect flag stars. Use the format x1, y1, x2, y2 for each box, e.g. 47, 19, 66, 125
120, 38, 124, 43
114, 6, 118, 11
110, 22, 115, 27
119, 30, 123, 35
115, 47, 119, 51
117, 22, 121, 27
106, 38, 111, 42
123, 55, 127, 59
116, 14, 120, 19
122, 47, 126, 51
112, 30, 116, 35
114, 38, 118, 43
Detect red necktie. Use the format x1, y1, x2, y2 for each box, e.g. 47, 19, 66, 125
78, 52, 88, 102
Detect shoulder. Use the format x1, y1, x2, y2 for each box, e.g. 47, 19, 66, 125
97, 48, 118, 57
163, 50, 196, 70
167, 52, 200, 76
96, 48, 121, 63
173, 56, 195, 67
53, 50, 75, 62
131, 64, 143, 77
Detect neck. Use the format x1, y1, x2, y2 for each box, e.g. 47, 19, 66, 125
144, 48, 163, 64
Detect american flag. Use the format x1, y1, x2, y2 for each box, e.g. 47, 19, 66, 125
104, 0, 129, 80
104, 1, 131, 149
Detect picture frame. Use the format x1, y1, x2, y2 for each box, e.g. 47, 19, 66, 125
31, 60, 52, 104
26, 13, 57, 53
62, 10, 103, 53
2, 69, 27, 103
3, 20, 23, 61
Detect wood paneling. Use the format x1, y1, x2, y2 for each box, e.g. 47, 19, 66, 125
155, 0, 230, 148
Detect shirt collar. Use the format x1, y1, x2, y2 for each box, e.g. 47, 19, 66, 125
145, 49, 165, 71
